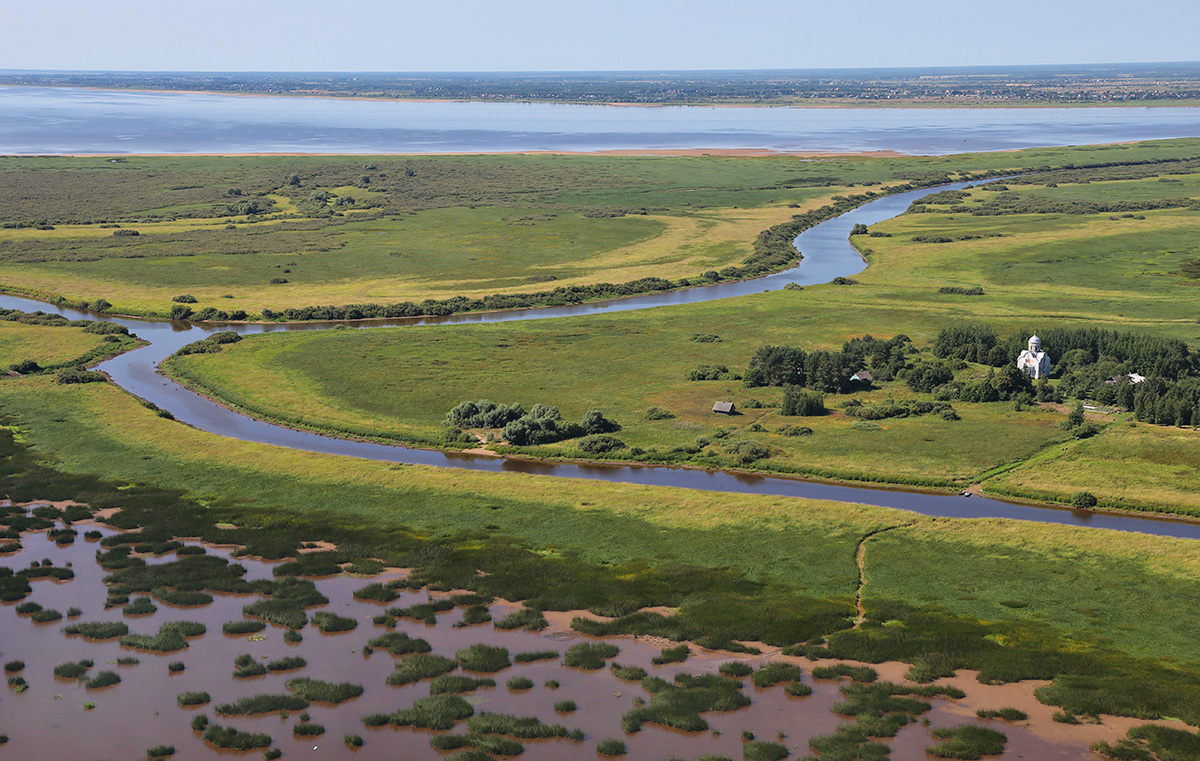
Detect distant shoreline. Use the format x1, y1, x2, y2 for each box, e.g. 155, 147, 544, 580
6, 82, 1200, 110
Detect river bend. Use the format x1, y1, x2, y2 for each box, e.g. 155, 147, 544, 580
3, 183, 1196, 539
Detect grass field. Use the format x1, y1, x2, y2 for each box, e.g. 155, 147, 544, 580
166, 155, 1200, 502
0, 321, 113, 369
4, 140, 1200, 317
3, 375, 1200, 667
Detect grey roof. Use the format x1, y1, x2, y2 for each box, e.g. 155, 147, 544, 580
712, 401, 734, 413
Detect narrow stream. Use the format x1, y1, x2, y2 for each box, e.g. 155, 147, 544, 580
4, 182, 1197, 539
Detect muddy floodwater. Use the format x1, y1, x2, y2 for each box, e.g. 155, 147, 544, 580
0, 506, 1096, 761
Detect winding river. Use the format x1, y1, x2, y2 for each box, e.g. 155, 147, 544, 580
4, 183, 1198, 539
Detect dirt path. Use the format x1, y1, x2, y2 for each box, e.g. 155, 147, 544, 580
853, 522, 916, 626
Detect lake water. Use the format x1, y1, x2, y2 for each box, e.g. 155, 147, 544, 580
1, 86, 1199, 155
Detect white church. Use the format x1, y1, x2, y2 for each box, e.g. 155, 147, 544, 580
1016, 335, 1051, 379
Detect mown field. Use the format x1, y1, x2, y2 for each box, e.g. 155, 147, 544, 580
167, 145, 1200, 506
4, 140, 1200, 318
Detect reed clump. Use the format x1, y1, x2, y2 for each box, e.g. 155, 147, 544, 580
494, 608, 548, 631
926, 725, 1007, 759
232, 653, 267, 678
753, 663, 806, 688
368, 631, 431, 655
456, 644, 511, 673
652, 644, 690, 665
513, 650, 558, 663
386, 653, 457, 685
622, 673, 750, 733
429, 675, 496, 694
285, 677, 364, 704
202, 724, 272, 750
367, 694, 475, 730
611, 663, 648, 681
63, 621, 128, 639
214, 694, 309, 716
177, 691, 210, 706
466, 711, 582, 740
564, 642, 619, 670
222, 620, 266, 635
266, 656, 306, 672
811, 663, 878, 682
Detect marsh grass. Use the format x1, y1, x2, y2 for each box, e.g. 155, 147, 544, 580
466, 711, 582, 740
232, 653, 267, 679
30, 608, 62, 622
554, 700, 577, 713
65, 620, 128, 640
387, 599, 455, 624
311, 611, 357, 632
374, 694, 475, 730
976, 708, 1027, 721
222, 620, 266, 635
455, 604, 493, 627
431, 734, 525, 756
506, 676, 534, 691
202, 724, 272, 750
622, 673, 750, 733
495, 607, 548, 631
926, 726, 1007, 760
119, 621, 204, 652
266, 656, 306, 672
652, 644, 690, 665
753, 663, 806, 688
743, 741, 788, 761
611, 663, 648, 681
513, 650, 558, 663
717, 662, 752, 678
429, 675, 496, 694
85, 670, 120, 689
564, 643, 619, 670
597, 739, 628, 756
456, 644, 511, 673
122, 597, 157, 615
177, 691, 210, 707
293, 723, 325, 736
146, 745, 175, 758
811, 663, 878, 683
284, 677, 364, 704
214, 694, 309, 716
368, 631, 431, 656
386, 654, 457, 685
53, 659, 93, 679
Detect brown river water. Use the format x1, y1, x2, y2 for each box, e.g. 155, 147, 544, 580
0, 506, 1096, 761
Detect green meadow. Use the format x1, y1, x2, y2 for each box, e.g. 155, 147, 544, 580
4, 140, 1200, 317
167, 147, 1200, 508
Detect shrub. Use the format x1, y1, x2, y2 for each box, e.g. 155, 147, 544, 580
456, 644, 511, 673
3, 661, 24, 673
565, 642, 619, 669
9, 359, 40, 374
579, 435, 627, 454
645, 406, 676, 420
781, 386, 825, 416
177, 691, 210, 706
598, 739, 628, 756
778, 424, 814, 436
172, 294, 197, 303
56, 367, 106, 385
1071, 491, 1098, 509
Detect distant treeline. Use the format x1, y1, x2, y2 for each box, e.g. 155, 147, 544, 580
7, 64, 1200, 103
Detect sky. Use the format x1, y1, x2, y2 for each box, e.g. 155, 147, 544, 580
4, 0, 1199, 72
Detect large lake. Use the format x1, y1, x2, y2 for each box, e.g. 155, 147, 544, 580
2, 86, 1199, 155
